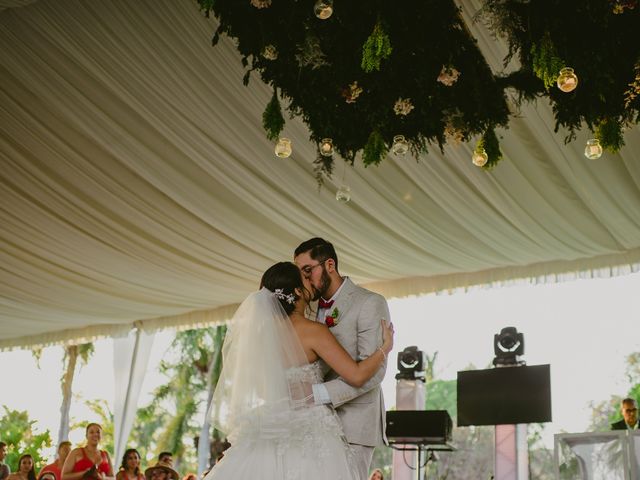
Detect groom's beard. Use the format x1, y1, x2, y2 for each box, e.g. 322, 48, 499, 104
313, 266, 331, 300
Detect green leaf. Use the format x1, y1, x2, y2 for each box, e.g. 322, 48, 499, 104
262, 89, 285, 141
361, 21, 392, 73
478, 128, 502, 168
596, 118, 624, 152
363, 130, 388, 166
531, 33, 564, 90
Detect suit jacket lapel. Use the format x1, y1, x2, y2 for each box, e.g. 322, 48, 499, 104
330, 277, 356, 332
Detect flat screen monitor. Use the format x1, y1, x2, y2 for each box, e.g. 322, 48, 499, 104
456, 364, 551, 426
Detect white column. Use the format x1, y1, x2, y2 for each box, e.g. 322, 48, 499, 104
495, 424, 529, 480
113, 327, 155, 462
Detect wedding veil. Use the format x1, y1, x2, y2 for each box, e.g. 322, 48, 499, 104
209, 288, 311, 440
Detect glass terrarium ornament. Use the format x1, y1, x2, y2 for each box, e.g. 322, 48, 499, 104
320, 138, 334, 157
472, 148, 488, 167
584, 139, 603, 159
557, 67, 578, 93
314, 0, 333, 19
274, 138, 292, 158
391, 135, 409, 155
335, 185, 351, 203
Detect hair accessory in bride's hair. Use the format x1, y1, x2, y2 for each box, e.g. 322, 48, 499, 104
273, 288, 295, 305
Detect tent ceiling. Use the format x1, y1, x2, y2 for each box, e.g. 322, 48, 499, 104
1, 0, 639, 349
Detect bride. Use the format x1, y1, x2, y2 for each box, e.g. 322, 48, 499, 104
204, 262, 394, 480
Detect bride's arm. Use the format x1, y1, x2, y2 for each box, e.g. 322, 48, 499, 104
311, 319, 393, 387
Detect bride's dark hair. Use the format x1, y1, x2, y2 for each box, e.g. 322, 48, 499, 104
260, 262, 304, 314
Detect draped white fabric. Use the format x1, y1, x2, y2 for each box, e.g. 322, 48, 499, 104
112, 327, 154, 463
1, 0, 639, 349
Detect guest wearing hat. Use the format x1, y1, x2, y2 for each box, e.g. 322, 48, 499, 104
39, 473, 56, 480
143, 462, 178, 480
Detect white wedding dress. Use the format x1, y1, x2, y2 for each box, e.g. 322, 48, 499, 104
205, 361, 358, 480
203, 289, 358, 480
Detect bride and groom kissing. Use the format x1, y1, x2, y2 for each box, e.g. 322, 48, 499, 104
205, 237, 394, 480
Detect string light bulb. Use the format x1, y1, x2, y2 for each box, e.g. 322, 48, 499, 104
274, 138, 292, 158
336, 185, 351, 203
391, 135, 409, 155
472, 148, 488, 167
314, 0, 333, 19
584, 139, 603, 159
557, 67, 578, 93
319, 138, 334, 157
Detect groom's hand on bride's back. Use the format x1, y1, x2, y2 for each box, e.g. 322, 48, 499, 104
289, 381, 316, 408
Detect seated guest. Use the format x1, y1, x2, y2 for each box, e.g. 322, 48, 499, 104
115, 450, 143, 480
143, 462, 178, 480
611, 397, 639, 430
0, 442, 10, 480
155, 455, 172, 469
368, 469, 384, 480
39, 442, 72, 480
7, 454, 36, 480
62, 423, 114, 480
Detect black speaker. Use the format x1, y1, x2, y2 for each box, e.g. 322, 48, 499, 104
386, 410, 452, 445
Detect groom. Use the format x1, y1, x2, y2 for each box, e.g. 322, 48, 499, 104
294, 238, 390, 479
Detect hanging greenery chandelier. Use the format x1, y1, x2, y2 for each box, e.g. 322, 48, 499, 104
197, 0, 640, 179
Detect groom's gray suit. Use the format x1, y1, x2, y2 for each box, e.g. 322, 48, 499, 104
316, 277, 390, 454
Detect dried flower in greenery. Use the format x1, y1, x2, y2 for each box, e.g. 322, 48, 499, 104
624, 61, 640, 109
262, 45, 278, 61
295, 34, 329, 70
250, 0, 271, 8
342, 81, 363, 104
437, 65, 461, 86
393, 98, 415, 116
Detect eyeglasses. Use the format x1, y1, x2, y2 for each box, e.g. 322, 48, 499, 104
300, 260, 327, 276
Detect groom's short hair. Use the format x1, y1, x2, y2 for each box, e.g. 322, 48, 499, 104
295, 237, 338, 270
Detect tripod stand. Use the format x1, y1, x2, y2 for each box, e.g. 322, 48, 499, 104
390, 443, 454, 480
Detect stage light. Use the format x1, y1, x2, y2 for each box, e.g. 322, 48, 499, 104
493, 326, 525, 367
396, 345, 427, 380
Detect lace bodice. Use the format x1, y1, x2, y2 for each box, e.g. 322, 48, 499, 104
286, 360, 328, 384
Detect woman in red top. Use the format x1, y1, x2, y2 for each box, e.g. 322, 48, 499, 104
38, 441, 72, 480
115, 450, 143, 480
62, 424, 114, 480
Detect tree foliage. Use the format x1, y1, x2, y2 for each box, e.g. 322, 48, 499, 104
0, 407, 53, 472
130, 326, 226, 472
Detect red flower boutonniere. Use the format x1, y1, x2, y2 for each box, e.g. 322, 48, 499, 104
325, 307, 340, 328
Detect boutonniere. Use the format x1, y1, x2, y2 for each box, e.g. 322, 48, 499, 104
325, 307, 340, 328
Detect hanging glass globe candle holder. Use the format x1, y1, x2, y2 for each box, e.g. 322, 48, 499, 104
557, 67, 578, 93
314, 0, 333, 19
319, 138, 334, 157
391, 135, 409, 155
584, 139, 603, 159
335, 185, 351, 203
472, 148, 488, 167
274, 138, 292, 158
